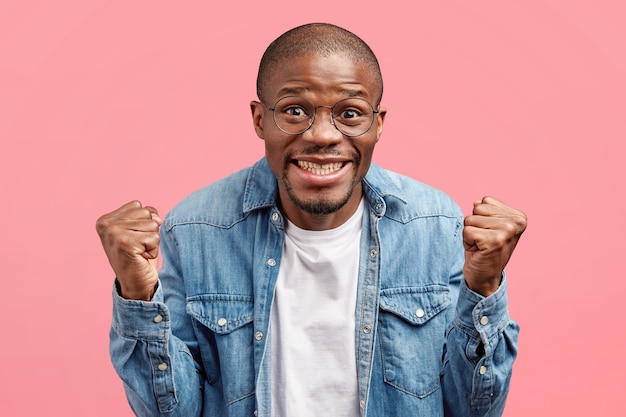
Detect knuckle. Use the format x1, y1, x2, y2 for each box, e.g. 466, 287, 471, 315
502, 222, 517, 235
149, 232, 161, 244
517, 212, 528, 228
95, 214, 113, 233
95, 218, 106, 234
489, 231, 510, 249
148, 219, 161, 231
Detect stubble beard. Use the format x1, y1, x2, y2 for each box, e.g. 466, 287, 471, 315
281, 150, 361, 216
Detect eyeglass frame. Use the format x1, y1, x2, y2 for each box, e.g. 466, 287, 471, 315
261, 95, 380, 137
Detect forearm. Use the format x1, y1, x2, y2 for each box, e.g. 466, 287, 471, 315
110, 282, 204, 416
442, 275, 519, 416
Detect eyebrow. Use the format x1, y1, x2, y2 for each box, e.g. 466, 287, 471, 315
277, 87, 308, 96
276, 86, 368, 99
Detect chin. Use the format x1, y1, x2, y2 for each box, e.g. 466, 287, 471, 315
288, 189, 355, 217
295, 199, 347, 216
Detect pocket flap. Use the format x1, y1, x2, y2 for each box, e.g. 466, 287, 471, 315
186, 294, 254, 334
379, 285, 450, 325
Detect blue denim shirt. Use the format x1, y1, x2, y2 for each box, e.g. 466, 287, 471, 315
110, 158, 519, 417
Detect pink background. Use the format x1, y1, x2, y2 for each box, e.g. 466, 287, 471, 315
1, 1, 624, 415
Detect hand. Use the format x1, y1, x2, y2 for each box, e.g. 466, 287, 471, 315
463, 196, 527, 296
96, 201, 163, 301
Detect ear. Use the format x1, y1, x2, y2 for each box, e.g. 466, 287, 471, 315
250, 101, 266, 140
374, 107, 387, 142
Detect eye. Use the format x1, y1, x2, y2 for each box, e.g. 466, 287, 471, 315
339, 109, 360, 119
284, 106, 308, 117
335, 106, 366, 124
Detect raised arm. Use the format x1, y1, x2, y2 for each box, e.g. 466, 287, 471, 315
443, 196, 526, 416
97, 201, 204, 416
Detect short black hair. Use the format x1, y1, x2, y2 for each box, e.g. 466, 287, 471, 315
257, 23, 383, 105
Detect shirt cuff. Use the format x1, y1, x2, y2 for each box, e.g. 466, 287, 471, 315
455, 272, 511, 346
111, 279, 169, 342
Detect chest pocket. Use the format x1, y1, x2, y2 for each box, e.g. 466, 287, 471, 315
187, 295, 255, 405
378, 286, 451, 398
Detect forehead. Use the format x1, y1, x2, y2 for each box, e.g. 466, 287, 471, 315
264, 53, 379, 103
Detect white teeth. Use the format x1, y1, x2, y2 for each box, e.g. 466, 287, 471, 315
297, 160, 343, 175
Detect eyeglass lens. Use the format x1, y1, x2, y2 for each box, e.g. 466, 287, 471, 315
271, 96, 376, 136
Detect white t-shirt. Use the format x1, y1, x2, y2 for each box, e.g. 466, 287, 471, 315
270, 200, 364, 417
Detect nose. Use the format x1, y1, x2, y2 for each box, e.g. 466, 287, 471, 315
301, 106, 343, 146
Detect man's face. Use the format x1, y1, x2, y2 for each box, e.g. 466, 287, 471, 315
251, 53, 386, 230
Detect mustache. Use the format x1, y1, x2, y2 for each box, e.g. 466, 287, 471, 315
284, 146, 360, 162
290, 146, 344, 157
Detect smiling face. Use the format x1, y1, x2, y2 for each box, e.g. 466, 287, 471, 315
251, 53, 386, 230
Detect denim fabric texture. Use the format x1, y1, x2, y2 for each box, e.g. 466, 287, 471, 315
110, 157, 519, 417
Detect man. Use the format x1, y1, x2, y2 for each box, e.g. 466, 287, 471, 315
97, 23, 527, 417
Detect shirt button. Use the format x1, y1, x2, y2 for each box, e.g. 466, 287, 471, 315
375, 203, 381, 211
360, 400, 365, 409
267, 258, 276, 267
415, 309, 425, 318
479, 365, 487, 375
370, 249, 377, 258
272, 212, 279, 221
363, 325, 372, 334
157, 363, 168, 371
480, 316, 489, 325
153, 314, 163, 323
217, 318, 227, 327
255, 331, 263, 341
254, 410, 258, 416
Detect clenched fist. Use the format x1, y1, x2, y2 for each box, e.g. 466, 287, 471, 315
463, 196, 527, 296
96, 201, 163, 301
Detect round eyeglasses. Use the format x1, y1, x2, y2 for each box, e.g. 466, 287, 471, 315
265, 96, 379, 137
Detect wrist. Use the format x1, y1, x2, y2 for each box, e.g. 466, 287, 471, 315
115, 279, 157, 301
464, 272, 503, 297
